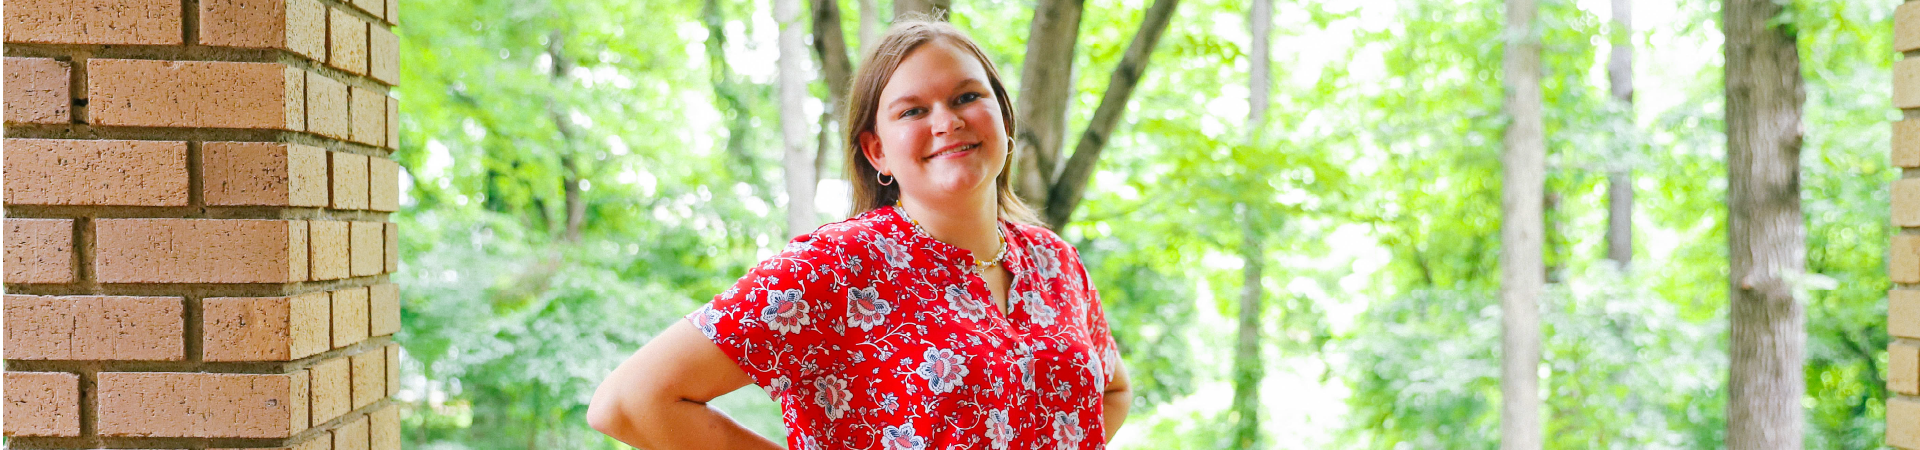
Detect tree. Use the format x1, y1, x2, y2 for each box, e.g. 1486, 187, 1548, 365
777, 0, 817, 236
1012, 0, 1181, 229
1499, 0, 1545, 447
1604, 0, 1633, 267
1723, 0, 1806, 446
1227, 0, 1272, 448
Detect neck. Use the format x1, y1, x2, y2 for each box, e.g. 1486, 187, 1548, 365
899, 189, 1001, 261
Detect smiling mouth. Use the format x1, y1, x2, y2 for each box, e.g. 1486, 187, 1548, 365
927, 143, 979, 160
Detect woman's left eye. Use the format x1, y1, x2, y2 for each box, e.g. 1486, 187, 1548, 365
957, 92, 982, 103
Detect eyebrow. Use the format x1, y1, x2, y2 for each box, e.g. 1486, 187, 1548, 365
884, 78, 989, 111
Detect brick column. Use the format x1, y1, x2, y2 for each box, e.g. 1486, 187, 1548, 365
3, 0, 402, 448
1897, 2, 1920, 447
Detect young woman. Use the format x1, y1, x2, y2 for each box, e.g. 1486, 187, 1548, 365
587, 19, 1131, 449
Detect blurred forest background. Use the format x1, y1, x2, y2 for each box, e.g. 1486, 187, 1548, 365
387, 0, 1898, 447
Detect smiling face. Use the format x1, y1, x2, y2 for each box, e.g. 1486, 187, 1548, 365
859, 39, 1011, 206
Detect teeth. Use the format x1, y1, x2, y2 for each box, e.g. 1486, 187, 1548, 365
933, 144, 976, 158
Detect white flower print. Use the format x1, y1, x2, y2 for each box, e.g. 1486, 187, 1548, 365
945, 285, 989, 321
692, 305, 724, 338
1051, 412, 1085, 450
1019, 291, 1057, 326
875, 236, 912, 268
1086, 349, 1107, 393
813, 375, 853, 419
759, 288, 812, 334
766, 376, 792, 396
986, 408, 1015, 450
915, 347, 969, 394
881, 423, 929, 450
1031, 245, 1062, 278
846, 286, 892, 331
1014, 344, 1036, 390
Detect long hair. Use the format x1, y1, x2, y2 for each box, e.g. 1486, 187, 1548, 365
842, 19, 1041, 225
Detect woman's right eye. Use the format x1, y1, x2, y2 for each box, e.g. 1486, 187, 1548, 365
899, 108, 924, 119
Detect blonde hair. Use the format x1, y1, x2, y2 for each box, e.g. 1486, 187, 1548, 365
842, 19, 1041, 225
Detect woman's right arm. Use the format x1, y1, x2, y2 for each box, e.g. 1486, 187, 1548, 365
586, 319, 784, 450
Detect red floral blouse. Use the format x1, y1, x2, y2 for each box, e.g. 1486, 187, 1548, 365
688, 206, 1121, 449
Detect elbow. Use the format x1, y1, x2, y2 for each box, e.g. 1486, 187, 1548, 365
585, 396, 623, 435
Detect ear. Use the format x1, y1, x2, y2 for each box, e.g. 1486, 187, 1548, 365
859, 131, 888, 175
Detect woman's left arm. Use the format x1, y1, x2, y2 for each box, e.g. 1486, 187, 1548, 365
1102, 359, 1133, 442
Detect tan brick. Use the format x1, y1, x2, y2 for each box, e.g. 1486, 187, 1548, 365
4, 0, 182, 45
1901, 120, 1920, 168
88, 59, 303, 130
4, 138, 188, 206
204, 293, 332, 361
1899, 291, 1920, 339
1903, 179, 1920, 228
370, 403, 400, 450
350, 0, 384, 18
333, 287, 370, 348
334, 414, 371, 450
5, 57, 71, 124
310, 359, 351, 424
387, 0, 398, 24
1894, 396, 1920, 449
301, 433, 334, 450
310, 220, 351, 280
351, 221, 384, 276
3, 372, 80, 437
4, 295, 184, 361
386, 96, 399, 148
204, 142, 331, 207
332, 152, 371, 210
96, 219, 307, 283
1903, 58, 1920, 110
1899, 342, 1920, 395
1902, 2, 1920, 53
200, 0, 327, 60
6, 219, 74, 284
369, 25, 398, 85
308, 71, 350, 139
329, 9, 369, 75
350, 87, 386, 146
385, 344, 400, 396
98, 372, 307, 438
369, 283, 399, 336
1898, 234, 1920, 284
384, 222, 399, 272
351, 349, 385, 409
369, 157, 400, 212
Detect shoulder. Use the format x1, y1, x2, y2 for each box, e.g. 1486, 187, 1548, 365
764, 210, 895, 269
1007, 221, 1082, 262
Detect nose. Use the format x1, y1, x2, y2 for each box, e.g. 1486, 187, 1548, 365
930, 105, 963, 136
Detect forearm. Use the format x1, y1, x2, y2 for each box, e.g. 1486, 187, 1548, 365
1101, 388, 1132, 442
591, 396, 782, 450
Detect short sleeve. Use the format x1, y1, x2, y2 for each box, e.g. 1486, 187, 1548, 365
687, 233, 849, 392
1079, 259, 1121, 388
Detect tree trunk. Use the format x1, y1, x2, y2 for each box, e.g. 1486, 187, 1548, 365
1229, 2, 1270, 447
1605, 0, 1634, 267
1499, 0, 1544, 446
1043, 0, 1180, 228
859, 0, 878, 51
704, 0, 764, 188
1013, 0, 1084, 205
777, 0, 818, 237
893, 0, 950, 20
546, 31, 585, 243
811, 0, 856, 186
1724, 0, 1806, 445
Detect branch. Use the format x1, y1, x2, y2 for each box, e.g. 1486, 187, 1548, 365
1044, 0, 1181, 228
1013, 0, 1085, 205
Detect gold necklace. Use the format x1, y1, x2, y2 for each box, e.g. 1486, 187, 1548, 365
894, 201, 1007, 271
